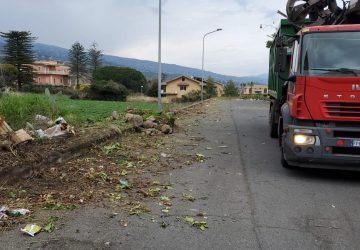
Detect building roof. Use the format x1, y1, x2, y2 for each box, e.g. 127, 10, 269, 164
165, 75, 204, 86
33, 60, 67, 66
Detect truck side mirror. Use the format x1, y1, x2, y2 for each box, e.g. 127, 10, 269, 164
275, 47, 287, 72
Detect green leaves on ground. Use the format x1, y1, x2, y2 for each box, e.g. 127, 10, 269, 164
182, 193, 195, 202
148, 187, 161, 196
43, 216, 59, 233
43, 202, 77, 211
5, 191, 17, 198
128, 203, 150, 216
103, 143, 120, 155
195, 154, 206, 163
181, 216, 208, 231
119, 179, 129, 189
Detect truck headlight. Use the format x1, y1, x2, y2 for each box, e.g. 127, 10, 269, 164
293, 134, 316, 145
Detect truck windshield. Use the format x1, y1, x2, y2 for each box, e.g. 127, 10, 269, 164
301, 32, 360, 77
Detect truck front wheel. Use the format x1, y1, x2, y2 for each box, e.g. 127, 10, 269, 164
269, 102, 279, 138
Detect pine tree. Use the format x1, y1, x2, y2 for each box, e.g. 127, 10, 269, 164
68, 42, 87, 87
88, 42, 102, 75
0, 31, 36, 89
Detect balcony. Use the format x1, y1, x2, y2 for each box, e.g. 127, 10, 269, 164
34, 70, 69, 76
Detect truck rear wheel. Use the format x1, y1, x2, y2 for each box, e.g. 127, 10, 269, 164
269, 102, 279, 138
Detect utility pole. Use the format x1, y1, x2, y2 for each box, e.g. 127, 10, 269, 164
157, 0, 162, 112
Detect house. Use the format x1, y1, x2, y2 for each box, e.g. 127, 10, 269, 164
241, 84, 268, 95
162, 75, 225, 102
162, 76, 203, 102
215, 82, 224, 96
31, 61, 72, 86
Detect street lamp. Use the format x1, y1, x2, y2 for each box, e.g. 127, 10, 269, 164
157, 0, 162, 112
141, 85, 144, 96
201, 28, 222, 102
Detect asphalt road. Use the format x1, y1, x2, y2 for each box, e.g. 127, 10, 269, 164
2, 99, 360, 250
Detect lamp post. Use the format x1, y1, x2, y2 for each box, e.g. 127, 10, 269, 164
141, 85, 143, 96
157, 0, 162, 112
201, 28, 222, 102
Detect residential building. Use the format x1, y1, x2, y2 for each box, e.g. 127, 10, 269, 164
162, 75, 225, 102
162, 76, 202, 102
192, 76, 224, 97
31, 61, 72, 86
241, 84, 268, 95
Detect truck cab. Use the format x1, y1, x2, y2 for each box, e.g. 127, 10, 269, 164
268, 21, 360, 169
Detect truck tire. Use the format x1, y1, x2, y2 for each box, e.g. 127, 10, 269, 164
269, 102, 279, 138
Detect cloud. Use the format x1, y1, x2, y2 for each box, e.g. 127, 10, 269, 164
0, 0, 287, 77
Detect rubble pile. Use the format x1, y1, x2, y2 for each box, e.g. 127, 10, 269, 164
0, 115, 75, 153
124, 111, 174, 135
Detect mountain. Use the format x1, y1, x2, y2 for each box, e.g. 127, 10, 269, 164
0, 38, 268, 84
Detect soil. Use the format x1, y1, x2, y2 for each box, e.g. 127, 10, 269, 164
0, 103, 208, 232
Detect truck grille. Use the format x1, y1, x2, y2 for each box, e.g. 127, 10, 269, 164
333, 147, 360, 156
333, 130, 360, 138
324, 102, 360, 118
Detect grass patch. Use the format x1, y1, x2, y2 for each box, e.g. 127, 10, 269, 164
0, 92, 185, 129
0, 93, 49, 130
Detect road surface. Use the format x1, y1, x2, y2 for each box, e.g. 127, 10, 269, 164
2, 99, 360, 250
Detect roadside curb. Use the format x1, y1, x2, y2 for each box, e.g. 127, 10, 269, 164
174, 98, 212, 112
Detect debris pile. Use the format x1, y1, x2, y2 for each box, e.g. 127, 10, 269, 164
0, 115, 75, 152
125, 111, 175, 135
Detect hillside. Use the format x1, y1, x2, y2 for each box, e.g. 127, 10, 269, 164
0, 38, 268, 84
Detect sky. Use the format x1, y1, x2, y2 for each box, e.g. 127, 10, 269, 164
0, 0, 287, 77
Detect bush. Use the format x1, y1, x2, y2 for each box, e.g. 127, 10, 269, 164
93, 66, 147, 93
0, 92, 50, 130
181, 90, 202, 102
88, 80, 129, 101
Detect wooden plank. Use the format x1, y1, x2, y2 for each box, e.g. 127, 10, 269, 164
0, 118, 13, 135
11, 129, 34, 145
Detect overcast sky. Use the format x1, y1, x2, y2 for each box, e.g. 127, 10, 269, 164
0, 0, 287, 77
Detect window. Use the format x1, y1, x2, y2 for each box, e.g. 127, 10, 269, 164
301, 32, 360, 77
180, 85, 187, 91
291, 40, 299, 75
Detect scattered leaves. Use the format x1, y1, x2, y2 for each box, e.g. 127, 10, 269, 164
196, 154, 206, 163
43, 202, 77, 211
5, 191, 17, 199
160, 196, 171, 202
119, 179, 129, 189
119, 170, 128, 176
103, 143, 120, 155
181, 216, 208, 231
182, 193, 195, 202
43, 216, 59, 233
128, 203, 150, 216
148, 187, 161, 196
